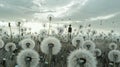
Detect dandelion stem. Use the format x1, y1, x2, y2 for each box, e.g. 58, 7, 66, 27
8, 23, 13, 42
48, 43, 54, 67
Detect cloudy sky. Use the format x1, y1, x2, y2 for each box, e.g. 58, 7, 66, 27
0, 0, 120, 33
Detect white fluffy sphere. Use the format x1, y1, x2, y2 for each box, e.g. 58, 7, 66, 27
68, 49, 97, 67
37, 35, 42, 42
17, 49, 39, 67
109, 43, 117, 50
18, 40, 23, 46
41, 37, 61, 55
72, 36, 84, 48
0, 39, 4, 48
40, 29, 47, 35
23, 34, 32, 39
62, 37, 68, 42
37, 34, 47, 42
57, 27, 64, 34
94, 49, 102, 57
5, 42, 16, 51
108, 50, 120, 62
82, 40, 95, 51
61, 35, 68, 42
21, 38, 35, 49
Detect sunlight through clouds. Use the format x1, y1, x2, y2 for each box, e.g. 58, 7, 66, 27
33, 0, 89, 20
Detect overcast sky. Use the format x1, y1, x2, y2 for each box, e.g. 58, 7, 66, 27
0, 0, 120, 33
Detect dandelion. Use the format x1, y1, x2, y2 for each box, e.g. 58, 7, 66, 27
63, 38, 68, 43
37, 35, 42, 42
62, 35, 69, 43
23, 34, 30, 39
21, 38, 35, 49
94, 49, 102, 57
2, 58, 7, 67
108, 50, 120, 63
5, 42, 16, 52
15, 21, 23, 27
68, 24, 72, 39
63, 24, 67, 28
8, 22, 13, 41
109, 43, 117, 50
57, 27, 64, 34
37, 34, 47, 42
82, 40, 96, 51
0, 39, 4, 48
72, 36, 84, 48
17, 49, 39, 67
19, 39, 23, 46
47, 14, 54, 35
109, 62, 114, 67
38, 29, 48, 41
40, 37, 61, 55
51, 30, 56, 36
92, 30, 97, 36
68, 49, 97, 67
41, 37, 61, 67
40, 29, 47, 35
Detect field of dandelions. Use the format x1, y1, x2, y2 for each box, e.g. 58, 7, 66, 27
0, 21, 120, 67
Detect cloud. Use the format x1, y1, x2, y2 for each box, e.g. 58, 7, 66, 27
55, 0, 89, 17
86, 13, 119, 21
61, 0, 120, 21
0, 3, 4, 7
33, 0, 89, 21
32, 0, 46, 7
0, 0, 120, 23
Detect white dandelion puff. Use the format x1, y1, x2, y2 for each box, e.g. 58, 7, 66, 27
62, 35, 68, 42
40, 37, 61, 55
82, 40, 96, 51
17, 49, 39, 67
108, 50, 120, 63
5, 42, 16, 52
37, 34, 47, 42
40, 29, 47, 35
21, 38, 35, 49
63, 24, 68, 28
68, 49, 97, 67
51, 30, 56, 35
57, 27, 64, 34
19, 40, 23, 46
62, 37, 68, 42
37, 29, 48, 42
37, 35, 42, 42
23, 34, 32, 39
72, 36, 84, 48
0, 39, 4, 48
15, 21, 24, 27
94, 49, 102, 57
109, 43, 117, 50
